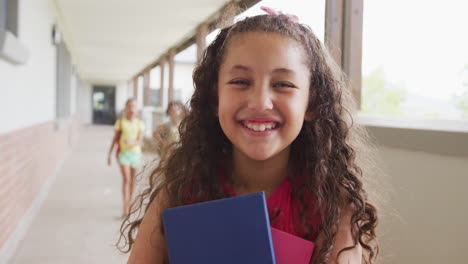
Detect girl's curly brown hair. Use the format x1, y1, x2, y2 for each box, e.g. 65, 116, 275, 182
119, 14, 379, 264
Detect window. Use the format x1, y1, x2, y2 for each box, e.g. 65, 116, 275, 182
174, 44, 197, 104
0, 0, 27, 64
0, 0, 6, 31
362, 0, 468, 121
150, 66, 161, 106
137, 76, 144, 108
4, 0, 18, 35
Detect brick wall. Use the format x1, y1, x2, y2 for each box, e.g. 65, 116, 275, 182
0, 117, 80, 248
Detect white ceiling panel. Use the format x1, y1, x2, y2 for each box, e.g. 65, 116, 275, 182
53, 0, 230, 84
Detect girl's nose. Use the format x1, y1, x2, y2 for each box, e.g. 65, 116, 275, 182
247, 82, 273, 111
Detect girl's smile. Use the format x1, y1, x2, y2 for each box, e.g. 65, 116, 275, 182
239, 116, 281, 135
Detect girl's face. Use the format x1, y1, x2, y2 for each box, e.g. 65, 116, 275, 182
125, 99, 137, 118
217, 32, 311, 161
169, 104, 183, 120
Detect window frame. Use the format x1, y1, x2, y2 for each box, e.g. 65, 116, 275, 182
0, 0, 28, 64
324, 0, 468, 155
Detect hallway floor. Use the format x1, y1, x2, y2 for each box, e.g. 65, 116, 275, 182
10, 126, 156, 264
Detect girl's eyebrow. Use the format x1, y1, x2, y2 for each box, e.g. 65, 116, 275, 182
229, 64, 251, 73
272, 68, 295, 75
229, 65, 296, 75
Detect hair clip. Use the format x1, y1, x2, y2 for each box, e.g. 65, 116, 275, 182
260, 6, 299, 23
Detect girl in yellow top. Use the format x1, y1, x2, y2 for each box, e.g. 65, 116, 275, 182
108, 98, 145, 217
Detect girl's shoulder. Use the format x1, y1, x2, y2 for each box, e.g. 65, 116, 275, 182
121, 118, 144, 127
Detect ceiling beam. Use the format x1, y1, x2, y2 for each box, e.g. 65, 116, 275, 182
132, 0, 261, 80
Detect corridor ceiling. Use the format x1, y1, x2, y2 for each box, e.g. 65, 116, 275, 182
52, 0, 232, 84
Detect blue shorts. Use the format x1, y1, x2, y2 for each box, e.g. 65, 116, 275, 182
118, 151, 141, 169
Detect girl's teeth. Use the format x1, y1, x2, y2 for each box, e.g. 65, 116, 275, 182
244, 122, 276, 132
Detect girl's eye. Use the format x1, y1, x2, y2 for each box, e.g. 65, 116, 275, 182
272, 81, 296, 89
228, 79, 250, 86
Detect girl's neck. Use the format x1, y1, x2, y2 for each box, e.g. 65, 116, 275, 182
230, 148, 290, 197
125, 114, 136, 120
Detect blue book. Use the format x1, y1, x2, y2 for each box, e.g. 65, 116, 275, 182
162, 192, 276, 264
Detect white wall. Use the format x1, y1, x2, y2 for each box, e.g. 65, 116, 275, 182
0, 0, 56, 134
378, 146, 468, 263
116, 81, 131, 114
70, 71, 77, 114
77, 81, 92, 124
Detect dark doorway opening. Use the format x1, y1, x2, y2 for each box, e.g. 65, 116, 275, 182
92, 85, 116, 125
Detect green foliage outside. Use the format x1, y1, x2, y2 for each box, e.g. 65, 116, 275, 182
362, 68, 407, 116
455, 90, 468, 119
454, 64, 468, 119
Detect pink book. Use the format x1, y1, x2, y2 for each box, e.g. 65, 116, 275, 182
271, 227, 315, 264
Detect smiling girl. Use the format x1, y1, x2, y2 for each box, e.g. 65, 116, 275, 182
120, 10, 378, 264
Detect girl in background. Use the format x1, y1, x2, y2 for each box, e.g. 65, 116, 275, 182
108, 98, 145, 217
152, 100, 187, 158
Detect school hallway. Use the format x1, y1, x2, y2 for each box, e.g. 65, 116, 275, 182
3, 1, 468, 263
8, 126, 138, 264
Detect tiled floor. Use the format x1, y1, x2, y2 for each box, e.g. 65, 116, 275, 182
9, 126, 156, 264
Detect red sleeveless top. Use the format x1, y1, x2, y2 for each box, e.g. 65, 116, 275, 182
220, 172, 321, 242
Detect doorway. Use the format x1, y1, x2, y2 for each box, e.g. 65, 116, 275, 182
92, 85, 116, 125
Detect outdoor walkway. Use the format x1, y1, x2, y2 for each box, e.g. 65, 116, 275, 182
9, 125, 155, 264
